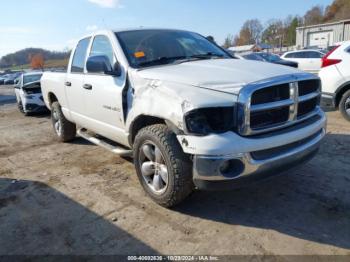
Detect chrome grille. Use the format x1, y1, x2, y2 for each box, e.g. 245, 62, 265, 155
238, 74, 321, 136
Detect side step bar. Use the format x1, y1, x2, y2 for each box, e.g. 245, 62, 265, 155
77, 128, 133, 157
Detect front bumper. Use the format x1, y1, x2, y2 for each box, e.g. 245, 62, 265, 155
178, 110, 326, 190
321, 92, 336, 111
23, 95, 47, 113
24, 103, 48, 113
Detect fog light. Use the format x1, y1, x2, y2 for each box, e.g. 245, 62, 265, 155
220, 159, 245, 178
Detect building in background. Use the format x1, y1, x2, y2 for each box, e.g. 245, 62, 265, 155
296, 19, 350, 49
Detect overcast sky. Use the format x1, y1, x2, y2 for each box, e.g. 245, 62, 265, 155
0, 0, 332, 58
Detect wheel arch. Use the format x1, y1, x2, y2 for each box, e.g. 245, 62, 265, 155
47, 92, 58, 109
335, 82, 350, 107
128, 115, 183, 146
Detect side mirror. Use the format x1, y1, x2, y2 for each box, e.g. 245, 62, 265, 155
86, 55, 122, 76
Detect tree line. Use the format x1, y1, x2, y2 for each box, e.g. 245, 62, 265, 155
223, 0, 350, 48
0, 48, 70, 69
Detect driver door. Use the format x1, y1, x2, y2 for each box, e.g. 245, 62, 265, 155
83, 35, 126, 142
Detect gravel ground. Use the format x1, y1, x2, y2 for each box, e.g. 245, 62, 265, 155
0, 85, 350, 256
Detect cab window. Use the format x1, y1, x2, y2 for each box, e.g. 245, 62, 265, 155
89, 35, 116, 67
71, 37, 91, 73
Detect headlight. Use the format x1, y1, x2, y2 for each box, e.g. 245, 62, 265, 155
184, 107, 236, 136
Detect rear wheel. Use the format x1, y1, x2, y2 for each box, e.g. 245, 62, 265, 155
134, 124, 194, 208
339, 90, 350, 122
51, 101, 76, 142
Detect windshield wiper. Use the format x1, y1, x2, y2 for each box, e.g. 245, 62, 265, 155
137, 53, 226, 68
138, 56, 187, 67
189, 52, 225, 59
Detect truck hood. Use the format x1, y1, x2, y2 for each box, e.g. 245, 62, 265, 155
136, 59, 303, 94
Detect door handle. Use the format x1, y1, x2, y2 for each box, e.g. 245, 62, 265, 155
83, 84, 92, 90
65, 81, 71, 87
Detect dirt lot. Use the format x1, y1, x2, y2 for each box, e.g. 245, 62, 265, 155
0, 85, 350, 256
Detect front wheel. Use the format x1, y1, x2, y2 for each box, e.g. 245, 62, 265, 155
51, 101, 76, 142
133, 124, 194, 208
17, 100, 24, 114
339, 90, 350, 122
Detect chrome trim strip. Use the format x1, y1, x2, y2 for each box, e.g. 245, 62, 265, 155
299, 92, 320, 102
251, 99, 294, 112
289, 82, 299, 121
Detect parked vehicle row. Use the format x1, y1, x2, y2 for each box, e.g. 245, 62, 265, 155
40, 28, 326, 207
0, 72, 22, 85
232, 49, 326, 74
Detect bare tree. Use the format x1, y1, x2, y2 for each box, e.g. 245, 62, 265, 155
262, 19, 284, 46
324, 0, 350, 21
304, 5, 324, 26
235, 19, 263, 45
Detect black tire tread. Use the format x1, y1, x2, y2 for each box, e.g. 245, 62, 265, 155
134, 124, 193, 207
51, 101, 76, 142
339, 90, 350, 122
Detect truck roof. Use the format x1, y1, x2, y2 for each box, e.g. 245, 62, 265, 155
78, 28, 193, 42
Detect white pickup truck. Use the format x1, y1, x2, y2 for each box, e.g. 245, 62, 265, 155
41, 29, 327, 207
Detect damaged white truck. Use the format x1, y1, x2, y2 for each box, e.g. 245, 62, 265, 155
41, 29, 327, 207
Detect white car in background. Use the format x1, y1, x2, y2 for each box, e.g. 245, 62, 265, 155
319, 41, 350, 121
281, 49, 326, 74
14, 72, 46, 115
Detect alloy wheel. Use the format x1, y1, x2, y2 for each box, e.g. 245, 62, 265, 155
345, 96, 350, 117
52, 109, 62, 136
139, 141, 169, 195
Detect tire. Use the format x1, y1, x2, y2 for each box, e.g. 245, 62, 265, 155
17, 100, 24, 114
339, 90, 350, 122
133, 124, 194, 207
51, 101, 76, 142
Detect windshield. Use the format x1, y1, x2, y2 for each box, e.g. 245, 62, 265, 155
23, 74, 42, 84
116, 30, 230, 68
243, 53, 264, 61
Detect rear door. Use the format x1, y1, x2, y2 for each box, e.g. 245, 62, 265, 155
306, 51, 323, 73
285, 51, 317, 73
283, 52, 299, 64
65, 37, 91, 122
83, 34, 126, 141
293, 51, 309, 71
